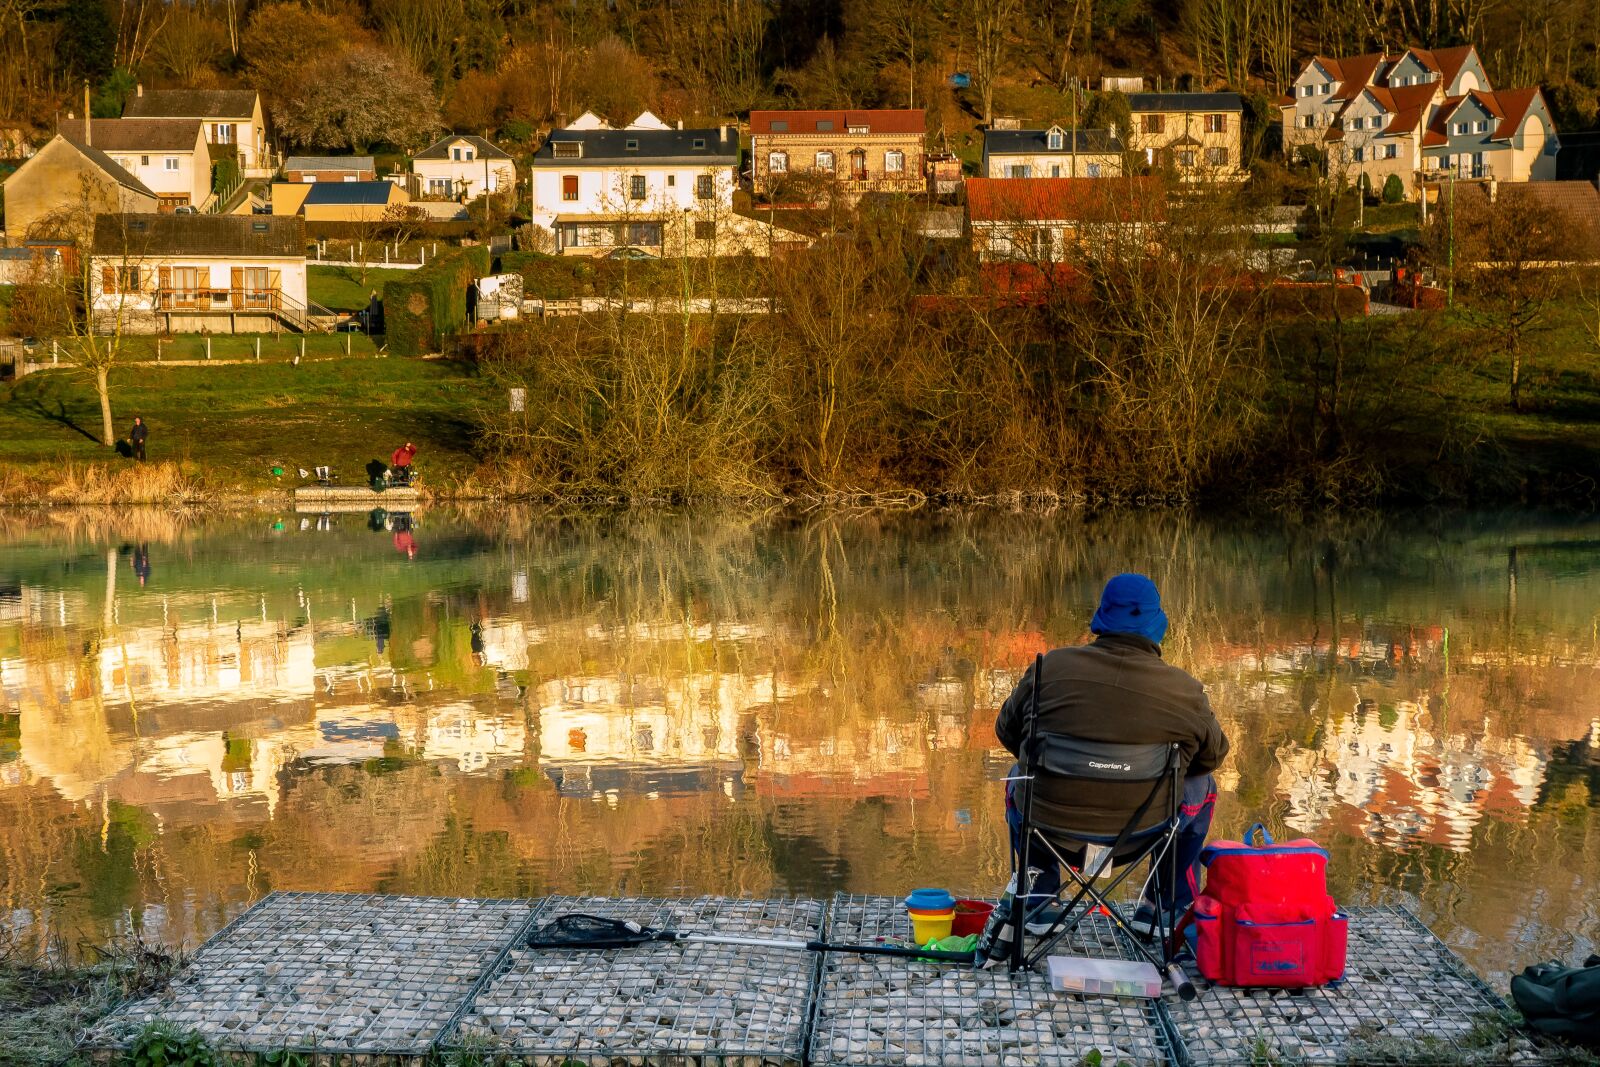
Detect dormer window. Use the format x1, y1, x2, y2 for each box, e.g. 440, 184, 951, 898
816, 119, 834, 131
553, 141, 581, 158
625, 139, 639, 151
692, 137, 705, 149
847, 125, 868, 134
771, 120, 788, 132
1047, 127, 1064, 150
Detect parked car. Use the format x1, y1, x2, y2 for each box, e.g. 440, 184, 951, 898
174, 205, 198, 215
605, 247, 657, 261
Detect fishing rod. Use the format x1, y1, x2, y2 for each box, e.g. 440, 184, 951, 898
527, 913, 977, 962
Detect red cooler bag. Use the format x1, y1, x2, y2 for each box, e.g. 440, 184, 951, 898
1189, 823, 1347, 988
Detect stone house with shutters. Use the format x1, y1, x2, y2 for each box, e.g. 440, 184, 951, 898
122, 87, 272, 174
748, 110, 927, 198
1123, 94, 1246, 180
90, 213, 311, 334
57, 118, 211, 210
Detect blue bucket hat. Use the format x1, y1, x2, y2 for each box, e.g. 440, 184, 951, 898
1089, 573, 1168, 644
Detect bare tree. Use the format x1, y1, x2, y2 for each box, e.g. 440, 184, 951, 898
966, 0, 1020, 127
152, 2, 227, 83
1436, 185, 1594, 411
1020, 0, 1092, 91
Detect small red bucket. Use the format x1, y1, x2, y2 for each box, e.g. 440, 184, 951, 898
951, 899, 994, 937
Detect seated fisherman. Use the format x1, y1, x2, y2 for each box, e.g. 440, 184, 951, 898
995, 573, 1229, 933
389, 442, 418, 485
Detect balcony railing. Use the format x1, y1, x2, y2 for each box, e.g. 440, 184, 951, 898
153, 287, 282, 311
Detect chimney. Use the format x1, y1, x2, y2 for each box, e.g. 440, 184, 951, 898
83, 81, 91, 146
677, 119, 683, 130
721, 124, 731, 141
136, 83, 143, 97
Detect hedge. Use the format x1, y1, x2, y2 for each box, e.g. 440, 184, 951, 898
382, 244, 491, 357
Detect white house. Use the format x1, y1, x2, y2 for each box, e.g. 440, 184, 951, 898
59, 118, 211, 210
982, 126, 1124, 178
122, 87, 272, 174
529, 113, 740, 256
411, 134, 516, 199
90, 213, 311, 334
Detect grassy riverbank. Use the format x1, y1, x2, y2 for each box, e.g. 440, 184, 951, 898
0, 359, 496, 501
1, 297, 1599, 507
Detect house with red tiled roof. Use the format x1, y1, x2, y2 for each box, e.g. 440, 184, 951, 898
1280, 45, 1557, 193
963, 176, 1163, 262
748, 109, 926, 199
1420, 87, 1559, 181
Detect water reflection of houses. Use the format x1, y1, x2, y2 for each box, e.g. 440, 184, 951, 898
533, 674, 758, 799
1277, 694, 1549, 852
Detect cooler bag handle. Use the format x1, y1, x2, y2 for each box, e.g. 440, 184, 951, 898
1244, 823, 1274, 847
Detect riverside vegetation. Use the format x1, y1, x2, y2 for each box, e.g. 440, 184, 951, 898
3, 183, 1599, 508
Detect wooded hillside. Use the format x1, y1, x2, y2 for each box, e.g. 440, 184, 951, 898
1, 0, 1596, 153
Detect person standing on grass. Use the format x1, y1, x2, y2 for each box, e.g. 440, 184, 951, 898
129, 416, 148, 461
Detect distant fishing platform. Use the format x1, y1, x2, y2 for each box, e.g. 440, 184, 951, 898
292, 485, 421, 513
84, 892, 1551, 1065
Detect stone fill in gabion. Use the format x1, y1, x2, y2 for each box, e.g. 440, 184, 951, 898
809, 894, 1172, 1067
1165, 905, 1548, 1066
444, 895, 825, 1065
85, 892, 532, 1055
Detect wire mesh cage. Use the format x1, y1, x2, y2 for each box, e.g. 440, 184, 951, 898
810, 894, 1175, 1067
82, 891, 533, 1059
1161, 905, 1551, 1066
441, 895, 826, 1066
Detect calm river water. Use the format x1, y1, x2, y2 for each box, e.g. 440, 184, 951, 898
1, 508, 1597, 981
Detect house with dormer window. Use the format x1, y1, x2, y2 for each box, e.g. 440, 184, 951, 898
1421, 88, 1559, 181
1280, 45, 1555, 191
411, 134, 516, 200
748, 110, 927, 198
982, 126, 1124, 178
528, 113, 739, 255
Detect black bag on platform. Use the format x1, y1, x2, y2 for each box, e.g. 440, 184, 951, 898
1511, 954, 1600, 1045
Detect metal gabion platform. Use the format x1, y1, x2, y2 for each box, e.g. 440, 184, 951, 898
83, 892, 533, 1057
1162, 906, 1546, 1066
808, 894, 1175, 1067
441, 895, 826, 1065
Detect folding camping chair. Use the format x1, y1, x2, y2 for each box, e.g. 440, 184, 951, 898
1004, 654, 1197, 998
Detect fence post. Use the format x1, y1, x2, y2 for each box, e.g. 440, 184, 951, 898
344, 332, 351, 356
255, 337, 261, 362
156, 337, 163, 362
52, 339, 58, 363
206, 336, 212, 360
300, 336, 306, 362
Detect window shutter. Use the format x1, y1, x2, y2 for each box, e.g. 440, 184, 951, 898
102, 266, 116, 293
231, 267, 245, 309
159, 266, 171, 291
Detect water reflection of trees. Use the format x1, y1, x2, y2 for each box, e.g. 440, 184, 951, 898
3, 509, 1600, 974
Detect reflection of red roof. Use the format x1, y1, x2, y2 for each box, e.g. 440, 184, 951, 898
965, 177, 1163, 223
749, 109, 926, 135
